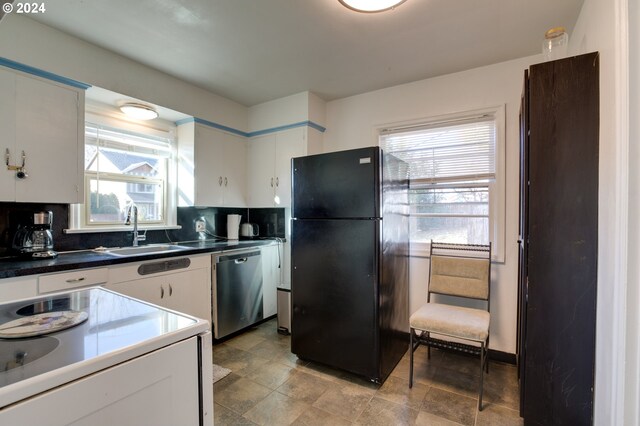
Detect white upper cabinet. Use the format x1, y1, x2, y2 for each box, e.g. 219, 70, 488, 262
247, 127, 306, 207
246, 133, 276, 207
178, 122, 247, 207
218, 129, 247, 207
0, 67, 84, 203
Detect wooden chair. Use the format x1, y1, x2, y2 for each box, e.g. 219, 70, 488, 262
409, 241, 492, 410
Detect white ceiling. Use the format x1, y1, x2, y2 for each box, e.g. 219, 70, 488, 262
29, 0, 584, 107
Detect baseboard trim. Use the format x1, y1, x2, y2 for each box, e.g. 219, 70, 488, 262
489, 349, 516, 365
212, 314, 277, 343
405, 330, 517, 365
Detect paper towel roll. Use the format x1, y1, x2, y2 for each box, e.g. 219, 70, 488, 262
226, 214, 241, 240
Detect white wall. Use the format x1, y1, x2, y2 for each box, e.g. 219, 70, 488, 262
247, 91, 327, 133
248, 92, 310, 132
0, 15, 248, 132
569, 0, 631, 424
626, 2, 640, 424
324, 55, 538, 354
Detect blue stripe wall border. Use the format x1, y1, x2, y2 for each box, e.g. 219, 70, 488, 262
248, 120, 326, 137
0, 58, 326, 137
0, 57, 91, 90
176, 117, 248, 137
176, 118, 326, 138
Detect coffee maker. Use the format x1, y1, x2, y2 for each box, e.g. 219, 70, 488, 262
12, 211, 57, 259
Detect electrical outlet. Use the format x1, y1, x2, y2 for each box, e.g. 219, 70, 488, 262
195, 219, 206, 233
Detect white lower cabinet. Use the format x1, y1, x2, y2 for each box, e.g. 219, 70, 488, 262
261, 243, 282, 318
0, 337, 201, 426
105, 255, 211, 325
0, 276, 38, 303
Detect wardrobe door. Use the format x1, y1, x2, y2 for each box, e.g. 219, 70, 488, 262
524, 52, 599, 425
516, 69, 529, 415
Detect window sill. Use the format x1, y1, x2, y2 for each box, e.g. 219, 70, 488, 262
409, 242, 504, 264
64, 225, 182, 234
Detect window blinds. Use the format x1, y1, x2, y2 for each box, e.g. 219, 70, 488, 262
380, 116, 496, 185
85, 123, 173, 158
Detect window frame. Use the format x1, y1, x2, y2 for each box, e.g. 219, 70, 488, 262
67, 108, 179, 233
378, 106, 505, 262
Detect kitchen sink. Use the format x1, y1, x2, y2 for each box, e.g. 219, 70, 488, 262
103, 244, 191, 257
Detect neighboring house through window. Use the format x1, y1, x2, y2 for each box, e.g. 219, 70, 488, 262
81, 123, 173, 227
380, 107, 505, 260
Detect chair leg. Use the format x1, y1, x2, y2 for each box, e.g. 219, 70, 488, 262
427, 331, 431, 360
409, 328, 414, 388
486, 336, 490, 374
478, 341, 485, 411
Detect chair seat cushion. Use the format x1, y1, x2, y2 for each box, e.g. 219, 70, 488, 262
410, 303, 490, 342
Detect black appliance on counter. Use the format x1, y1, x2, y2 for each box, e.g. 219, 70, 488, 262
12, 211, 57, 259
291, 146, 409, 383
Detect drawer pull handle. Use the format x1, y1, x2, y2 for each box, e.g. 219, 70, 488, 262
169, 284, 173, 296
160, 285, 165, 299
65, 277, 86, 283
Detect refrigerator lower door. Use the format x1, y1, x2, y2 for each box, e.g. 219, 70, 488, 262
277, 288, 291, 335
291, 219, 380, 380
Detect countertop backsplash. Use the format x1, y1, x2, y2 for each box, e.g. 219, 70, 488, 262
0, 202, 285, 256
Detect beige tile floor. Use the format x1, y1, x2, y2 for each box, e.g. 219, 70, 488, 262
213, 319, 523, 426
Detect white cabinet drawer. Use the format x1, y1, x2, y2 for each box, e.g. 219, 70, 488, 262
39, 268, 109, 293
108, 254, 210, 284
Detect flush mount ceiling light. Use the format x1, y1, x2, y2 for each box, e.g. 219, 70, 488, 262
119, 103, 159, 120
338, 0, 407, 13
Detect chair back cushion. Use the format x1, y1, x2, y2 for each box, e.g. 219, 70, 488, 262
429, 255, 490, 300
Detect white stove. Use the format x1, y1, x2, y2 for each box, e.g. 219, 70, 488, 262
0, 287, 213, 425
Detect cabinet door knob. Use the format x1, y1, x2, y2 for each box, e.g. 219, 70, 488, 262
160, 285, 165, 299
224, 177, 228, 187
218, 176, 223, 186
270, 177, 274, 187
275, 177, 279, 187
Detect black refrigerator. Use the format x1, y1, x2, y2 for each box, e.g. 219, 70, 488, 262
290, 146, 409, 383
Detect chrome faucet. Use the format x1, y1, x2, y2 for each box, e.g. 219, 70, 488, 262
125, 203, 146, 247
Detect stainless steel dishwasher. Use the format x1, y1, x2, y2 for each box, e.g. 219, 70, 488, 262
212, 248, 263, 339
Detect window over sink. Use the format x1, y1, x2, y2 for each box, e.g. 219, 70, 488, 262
68, 108, 178, 232
84, 124, 169, 225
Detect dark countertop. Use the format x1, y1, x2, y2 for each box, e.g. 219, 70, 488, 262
0, 239, 279, 279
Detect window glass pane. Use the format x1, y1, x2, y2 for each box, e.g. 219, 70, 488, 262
86, 147, 165, 178
88, 178, 163, 224
409, 186, 489, 244
409, 187, 489, 215
411, 216, 489, 245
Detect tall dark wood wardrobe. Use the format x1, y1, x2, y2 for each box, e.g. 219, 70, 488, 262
517, 52, 599, 425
